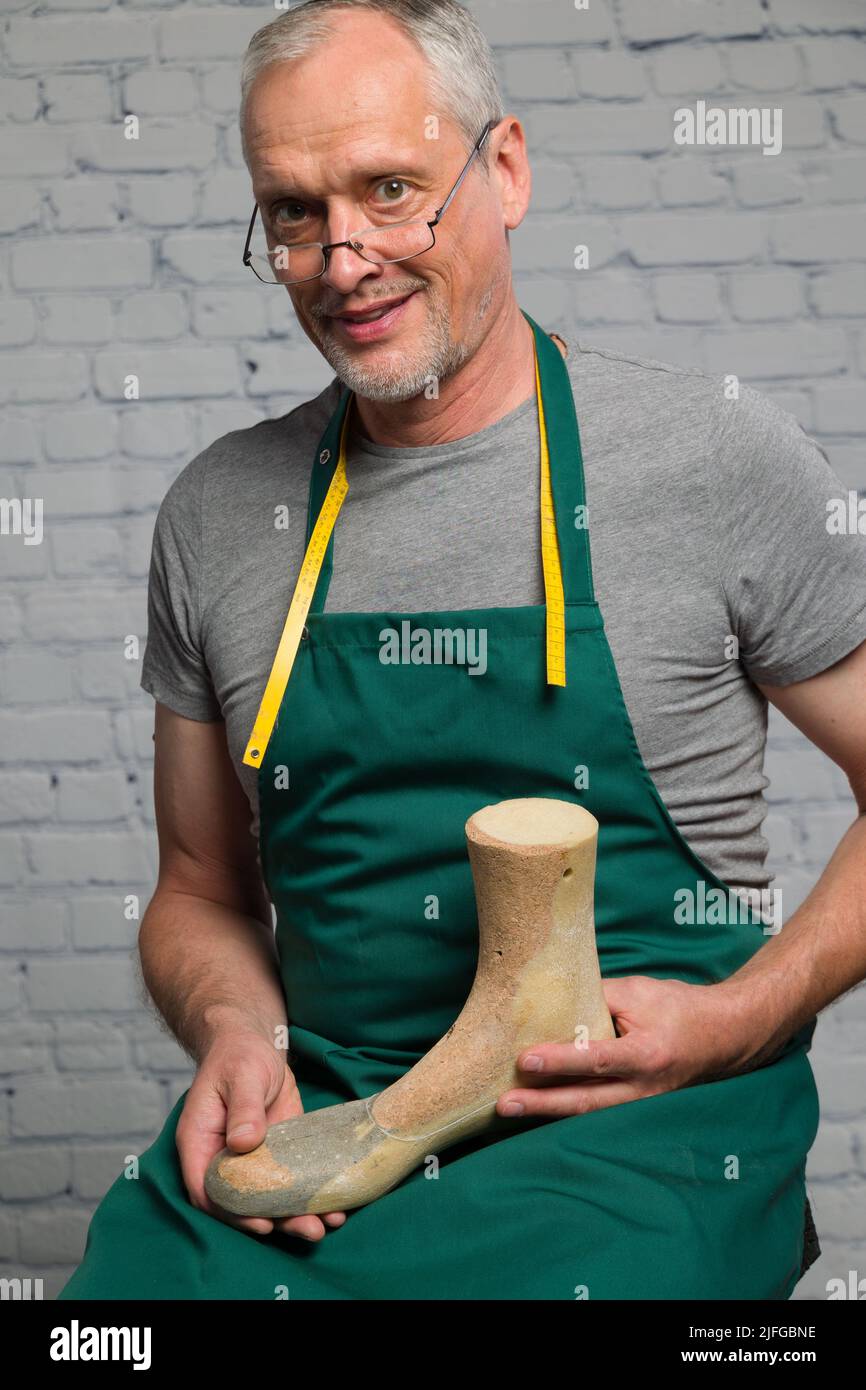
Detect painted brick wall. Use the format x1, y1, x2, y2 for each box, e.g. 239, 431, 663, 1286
0, 0, 864, 1301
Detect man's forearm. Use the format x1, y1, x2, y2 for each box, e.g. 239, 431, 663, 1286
718, 809, 866, 1071
139, 888, 288, 1064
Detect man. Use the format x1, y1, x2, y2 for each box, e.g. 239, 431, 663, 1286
60, 0, 866, 1300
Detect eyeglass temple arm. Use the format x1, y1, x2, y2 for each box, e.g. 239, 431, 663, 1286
243, 204, 259, 264
432, 119, 496, 225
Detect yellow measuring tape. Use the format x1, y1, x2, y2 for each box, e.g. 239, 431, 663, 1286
243, 340, 566, 770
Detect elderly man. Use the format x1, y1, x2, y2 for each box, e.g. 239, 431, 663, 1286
60, 0, 866, 1301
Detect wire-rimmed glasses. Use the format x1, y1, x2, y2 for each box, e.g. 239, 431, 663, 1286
243, 119, 499, 286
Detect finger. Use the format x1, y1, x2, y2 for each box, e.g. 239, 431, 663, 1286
497, 1081, 638, 1119
516, 1037, 644, 1079
274, 1214, 329, 1241
222, 1064, 275, 1152
322, 1211, 348, 1227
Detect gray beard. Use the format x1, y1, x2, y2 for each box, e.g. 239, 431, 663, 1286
310, 290, 478, 403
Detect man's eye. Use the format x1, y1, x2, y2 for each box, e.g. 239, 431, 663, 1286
273, 202, 307, 225
376, 179, 409, 203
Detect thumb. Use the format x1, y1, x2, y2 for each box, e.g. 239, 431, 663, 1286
223, 1059, 275, 1152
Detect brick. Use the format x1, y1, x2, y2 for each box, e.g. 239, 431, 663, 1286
127, 177, 196, 228
0, 185, 41, 235
657, 160, 728, 207
822, 444, 866, 489
12, 1079, 162, 1138
70, 895, 140, 951
117, 292, 187, 341
0, 1145, 70, 1201
813, 384, 866, 434
514, 215, 619, 274
733, 159, 802, 206
43, 74, 111, 123
0, 1022, 53, 1072
11, 237, 151, 291
804, 149, 866, 204
49, 178, 120, 232
831, 95, 866, 143
526, 159, 577, 213
771, 208, 866, 260
120, 406, 192, 460
767, 0, 866, 35
810, 265, 866, 316
501, 50, 576, 102
649, 46, 726, 95
0, 710, 111, 762
0, 299, 36, 346
55, 1021, 128, 1070
123, 69, 196, 117
726, 41, 803, 90
0, 899, 66, 952
0, 352, 88, 404
71, 122, 217, 174
0, 127, 70, 177
0, 649, 73, 705
159, 6, 268, 60
472, 0, 614, 45
572, 276, 652, 323
192, 291, 266, 340
653, 273, 723, 322
801, 37, 866, 89
70, 1143, 134, 1199
807, 1182, 866, 1242
94, 345, 240, 400
626, 213, 767, 265
531, 104, 673, 155
19, 1208, 92, 1264
619, 0, 765, 44
55, 769, 132, 820
806, 1124, 856, 1179
201, 65, 239, 115
705, 324, 848, 378
0, 76, 39, 121
0, 836, 27, 888
6, 16, 154, 66
573, 53, 648, 100
161, 233, 252, 286
44, 409, 118, 462
0, 773, 53, 825
579, 159, 654, 210
41, 296, 112, 345
729, 270, 805, 320
27, 956, 142, 1010
198, 168, 252, 223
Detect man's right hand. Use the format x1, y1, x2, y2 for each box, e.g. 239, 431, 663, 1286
176, 1028, 348, 1241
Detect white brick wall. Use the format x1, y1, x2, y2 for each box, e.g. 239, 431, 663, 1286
0, 0, 864, 1303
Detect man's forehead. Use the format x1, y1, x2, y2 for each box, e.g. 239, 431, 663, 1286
248, 122, 444, 196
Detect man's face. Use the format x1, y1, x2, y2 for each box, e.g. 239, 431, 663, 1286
243, 11, 512, 402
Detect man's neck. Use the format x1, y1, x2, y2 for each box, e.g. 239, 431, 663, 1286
352, 298, 538, 449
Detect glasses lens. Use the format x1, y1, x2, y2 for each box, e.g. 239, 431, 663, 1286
249, 242, 326, 285
352, 220, 435, 265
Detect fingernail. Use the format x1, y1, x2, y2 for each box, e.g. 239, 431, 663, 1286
227, 1123, 255, 1141
522, 1054, 543, 1071
502, 1101, 524, 1116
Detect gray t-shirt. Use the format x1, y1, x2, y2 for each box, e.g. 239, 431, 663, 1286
140, 337, 866, 891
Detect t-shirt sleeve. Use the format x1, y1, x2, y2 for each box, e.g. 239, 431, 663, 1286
709, 383, 866, 687
140, 454, 222, 722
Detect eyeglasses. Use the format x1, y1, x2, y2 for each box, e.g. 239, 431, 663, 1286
243, 119, 499, 286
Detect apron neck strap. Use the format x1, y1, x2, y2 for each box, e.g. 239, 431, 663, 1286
304, 310, 595, 612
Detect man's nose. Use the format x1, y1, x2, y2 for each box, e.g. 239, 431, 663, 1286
320, 235, 385, 297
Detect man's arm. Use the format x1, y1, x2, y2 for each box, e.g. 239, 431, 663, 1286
140, 702, 346, 1240
496, 639, 866, 1117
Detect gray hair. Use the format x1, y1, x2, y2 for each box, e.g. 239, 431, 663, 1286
239, 0, 505, 170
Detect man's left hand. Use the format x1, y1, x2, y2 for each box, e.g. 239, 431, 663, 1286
496, 974, 758, 1119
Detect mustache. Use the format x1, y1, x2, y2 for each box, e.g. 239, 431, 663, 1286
311, 281, 428, 321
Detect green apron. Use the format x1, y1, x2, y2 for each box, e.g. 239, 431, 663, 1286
59, 312, 819, 1301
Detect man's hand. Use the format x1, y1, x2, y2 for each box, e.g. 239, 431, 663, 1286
496, 974, 760, 1119
176, 1028, 347, 1241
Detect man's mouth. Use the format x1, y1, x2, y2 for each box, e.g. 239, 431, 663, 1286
328, 291, 420, 340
